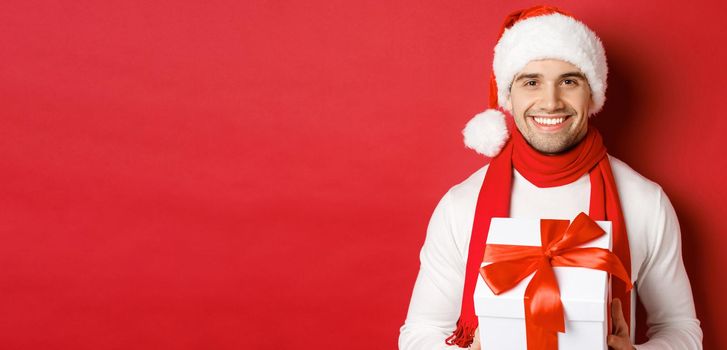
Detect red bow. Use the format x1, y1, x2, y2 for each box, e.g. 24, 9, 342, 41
480, 212, 632, 350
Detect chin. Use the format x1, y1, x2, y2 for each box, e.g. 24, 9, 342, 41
526, 133, 578, 154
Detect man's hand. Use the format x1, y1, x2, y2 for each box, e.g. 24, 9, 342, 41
470, 327, 481, 350
607, 298, 636, 350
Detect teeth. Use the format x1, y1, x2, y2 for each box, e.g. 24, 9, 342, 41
533, 116, 566, 125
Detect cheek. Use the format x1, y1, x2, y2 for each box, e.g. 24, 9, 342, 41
570, 90, 592, 111
562, 95, 590, 115
509, 93, 533, 116
512, 103, 530, 125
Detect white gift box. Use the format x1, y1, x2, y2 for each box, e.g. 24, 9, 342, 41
473, 217, 613, 350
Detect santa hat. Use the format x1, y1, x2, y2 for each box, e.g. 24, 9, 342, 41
463, 5, 608, 157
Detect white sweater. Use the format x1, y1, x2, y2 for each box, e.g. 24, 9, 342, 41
399, 155, 702, 349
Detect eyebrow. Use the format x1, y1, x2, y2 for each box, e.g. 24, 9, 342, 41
514, 71, 588, 82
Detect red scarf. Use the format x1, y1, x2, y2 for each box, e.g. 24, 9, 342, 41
446, 125, 632, 347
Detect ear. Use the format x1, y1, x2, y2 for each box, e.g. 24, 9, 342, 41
588, 99, 596, 117
505, 97, 512, 112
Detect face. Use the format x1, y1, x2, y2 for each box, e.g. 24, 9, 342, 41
506, 59, 593, 154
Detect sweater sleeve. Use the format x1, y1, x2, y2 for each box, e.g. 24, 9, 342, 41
633, 187, 703, 349
399, 190, 465, 350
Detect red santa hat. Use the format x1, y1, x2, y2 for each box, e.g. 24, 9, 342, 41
463, 5, 608, 157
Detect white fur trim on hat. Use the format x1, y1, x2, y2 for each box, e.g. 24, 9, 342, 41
462, 109, 509, 157
493, 13, 608, 116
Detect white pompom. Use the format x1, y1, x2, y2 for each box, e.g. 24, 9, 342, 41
462, 109, 510, 157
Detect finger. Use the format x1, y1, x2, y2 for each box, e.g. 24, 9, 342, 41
607, 334, 631, 350
611, 298, 629, 337
470, 327, 482, 350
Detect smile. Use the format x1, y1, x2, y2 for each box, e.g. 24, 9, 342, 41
530, 115, 571, 130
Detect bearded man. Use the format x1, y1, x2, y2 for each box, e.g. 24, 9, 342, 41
399, 5, 703, 350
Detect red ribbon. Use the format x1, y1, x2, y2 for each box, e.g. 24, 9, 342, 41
479, 212, 632, 350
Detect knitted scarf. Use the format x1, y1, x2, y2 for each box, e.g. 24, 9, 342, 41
445, 124, 632, 347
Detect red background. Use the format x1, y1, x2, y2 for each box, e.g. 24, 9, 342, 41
1, 1, 725, 349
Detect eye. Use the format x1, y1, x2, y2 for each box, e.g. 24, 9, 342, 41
563, 79, 578, 85
524, 80, 537, 87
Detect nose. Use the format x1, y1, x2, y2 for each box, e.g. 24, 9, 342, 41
538, 84, 565, 111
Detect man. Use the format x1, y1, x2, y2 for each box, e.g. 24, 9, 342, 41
398, 5, 703, 350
